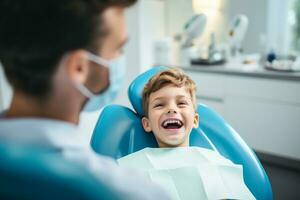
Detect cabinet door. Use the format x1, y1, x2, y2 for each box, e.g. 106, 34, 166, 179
226, 96, 300, 160
186, 72, 226, 116
196, 97, 225, 117
226, 76, 300, 105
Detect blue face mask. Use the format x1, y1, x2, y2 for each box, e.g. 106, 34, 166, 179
75, 51, 126, 112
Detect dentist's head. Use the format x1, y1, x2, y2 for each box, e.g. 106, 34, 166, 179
0, 0, 136, 123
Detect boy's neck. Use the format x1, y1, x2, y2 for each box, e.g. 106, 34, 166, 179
158, 140, 190, 148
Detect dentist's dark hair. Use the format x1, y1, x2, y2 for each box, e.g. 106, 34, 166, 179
0, 0, 136, 98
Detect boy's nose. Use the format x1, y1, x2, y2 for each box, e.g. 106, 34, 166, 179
167, 109, 177, 114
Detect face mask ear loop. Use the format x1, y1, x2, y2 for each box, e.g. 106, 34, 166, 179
85, 51, 110, 68
74, 82, 95, 99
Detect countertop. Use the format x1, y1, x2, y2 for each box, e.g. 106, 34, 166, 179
172, 62, 300, 81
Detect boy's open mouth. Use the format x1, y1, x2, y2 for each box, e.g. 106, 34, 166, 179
161, 119, 183, 129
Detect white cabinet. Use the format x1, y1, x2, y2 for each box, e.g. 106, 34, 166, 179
226, 96, 300, 159
187, 72, 226, 116
186, 70, 300, 160
226, 76, 300, 104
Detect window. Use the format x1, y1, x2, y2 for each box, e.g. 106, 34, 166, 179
290, 0, 300, 52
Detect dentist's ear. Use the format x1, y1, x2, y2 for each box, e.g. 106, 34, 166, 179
193, 113, 199, 128
142, 117, 152, 133
64, 50, 90, 84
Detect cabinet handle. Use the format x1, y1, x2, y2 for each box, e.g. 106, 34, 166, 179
196, 95, 224, 103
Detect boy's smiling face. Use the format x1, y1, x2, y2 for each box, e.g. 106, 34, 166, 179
142, 84, 199, 148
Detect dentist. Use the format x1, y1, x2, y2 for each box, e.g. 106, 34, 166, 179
0, 0, 170, 199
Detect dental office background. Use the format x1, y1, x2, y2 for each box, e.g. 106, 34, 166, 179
0, 0, 299, 195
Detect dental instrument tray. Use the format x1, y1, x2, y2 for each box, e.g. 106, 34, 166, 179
191, 58, 226, 66
264, 55, 300, 72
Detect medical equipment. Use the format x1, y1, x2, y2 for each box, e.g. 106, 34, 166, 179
153, 14, 207, 66
264, 54, 300, 72
227, 15, 249, 57
91, 66, 273, 200
176, 14, 207, 66
191, 32, 226, 65
180, 14, 207, 48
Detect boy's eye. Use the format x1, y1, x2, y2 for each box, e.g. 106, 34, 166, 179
154, 104, 163, 108
178, 101, 188, 106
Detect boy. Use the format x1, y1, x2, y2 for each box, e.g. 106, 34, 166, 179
141, 68, 199, 148
118, 68, 255, 200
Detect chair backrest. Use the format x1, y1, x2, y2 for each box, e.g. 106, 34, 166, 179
91, 66, 273, 200
0, 143, 121, 200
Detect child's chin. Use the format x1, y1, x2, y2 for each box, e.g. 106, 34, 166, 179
163, 137, 186, 147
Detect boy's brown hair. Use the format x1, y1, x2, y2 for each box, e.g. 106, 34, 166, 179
142, 68, 197, 117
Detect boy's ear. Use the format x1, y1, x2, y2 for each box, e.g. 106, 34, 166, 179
142, 117, 152, 132
193, 113, 199, 128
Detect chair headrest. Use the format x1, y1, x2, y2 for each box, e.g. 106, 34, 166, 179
128, 66, 168, 117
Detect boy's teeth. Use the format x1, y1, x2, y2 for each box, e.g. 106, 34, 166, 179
162, 119, 182, 127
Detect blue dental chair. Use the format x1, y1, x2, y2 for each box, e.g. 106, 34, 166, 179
0, 143, 122, 200
91, 66, 273, 200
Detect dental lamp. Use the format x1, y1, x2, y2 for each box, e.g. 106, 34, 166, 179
180, 14, 207, 48
227, 14, 248, 56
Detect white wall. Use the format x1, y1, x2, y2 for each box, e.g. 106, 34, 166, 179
165, 0, 194, 37
114, 0, 166, 107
